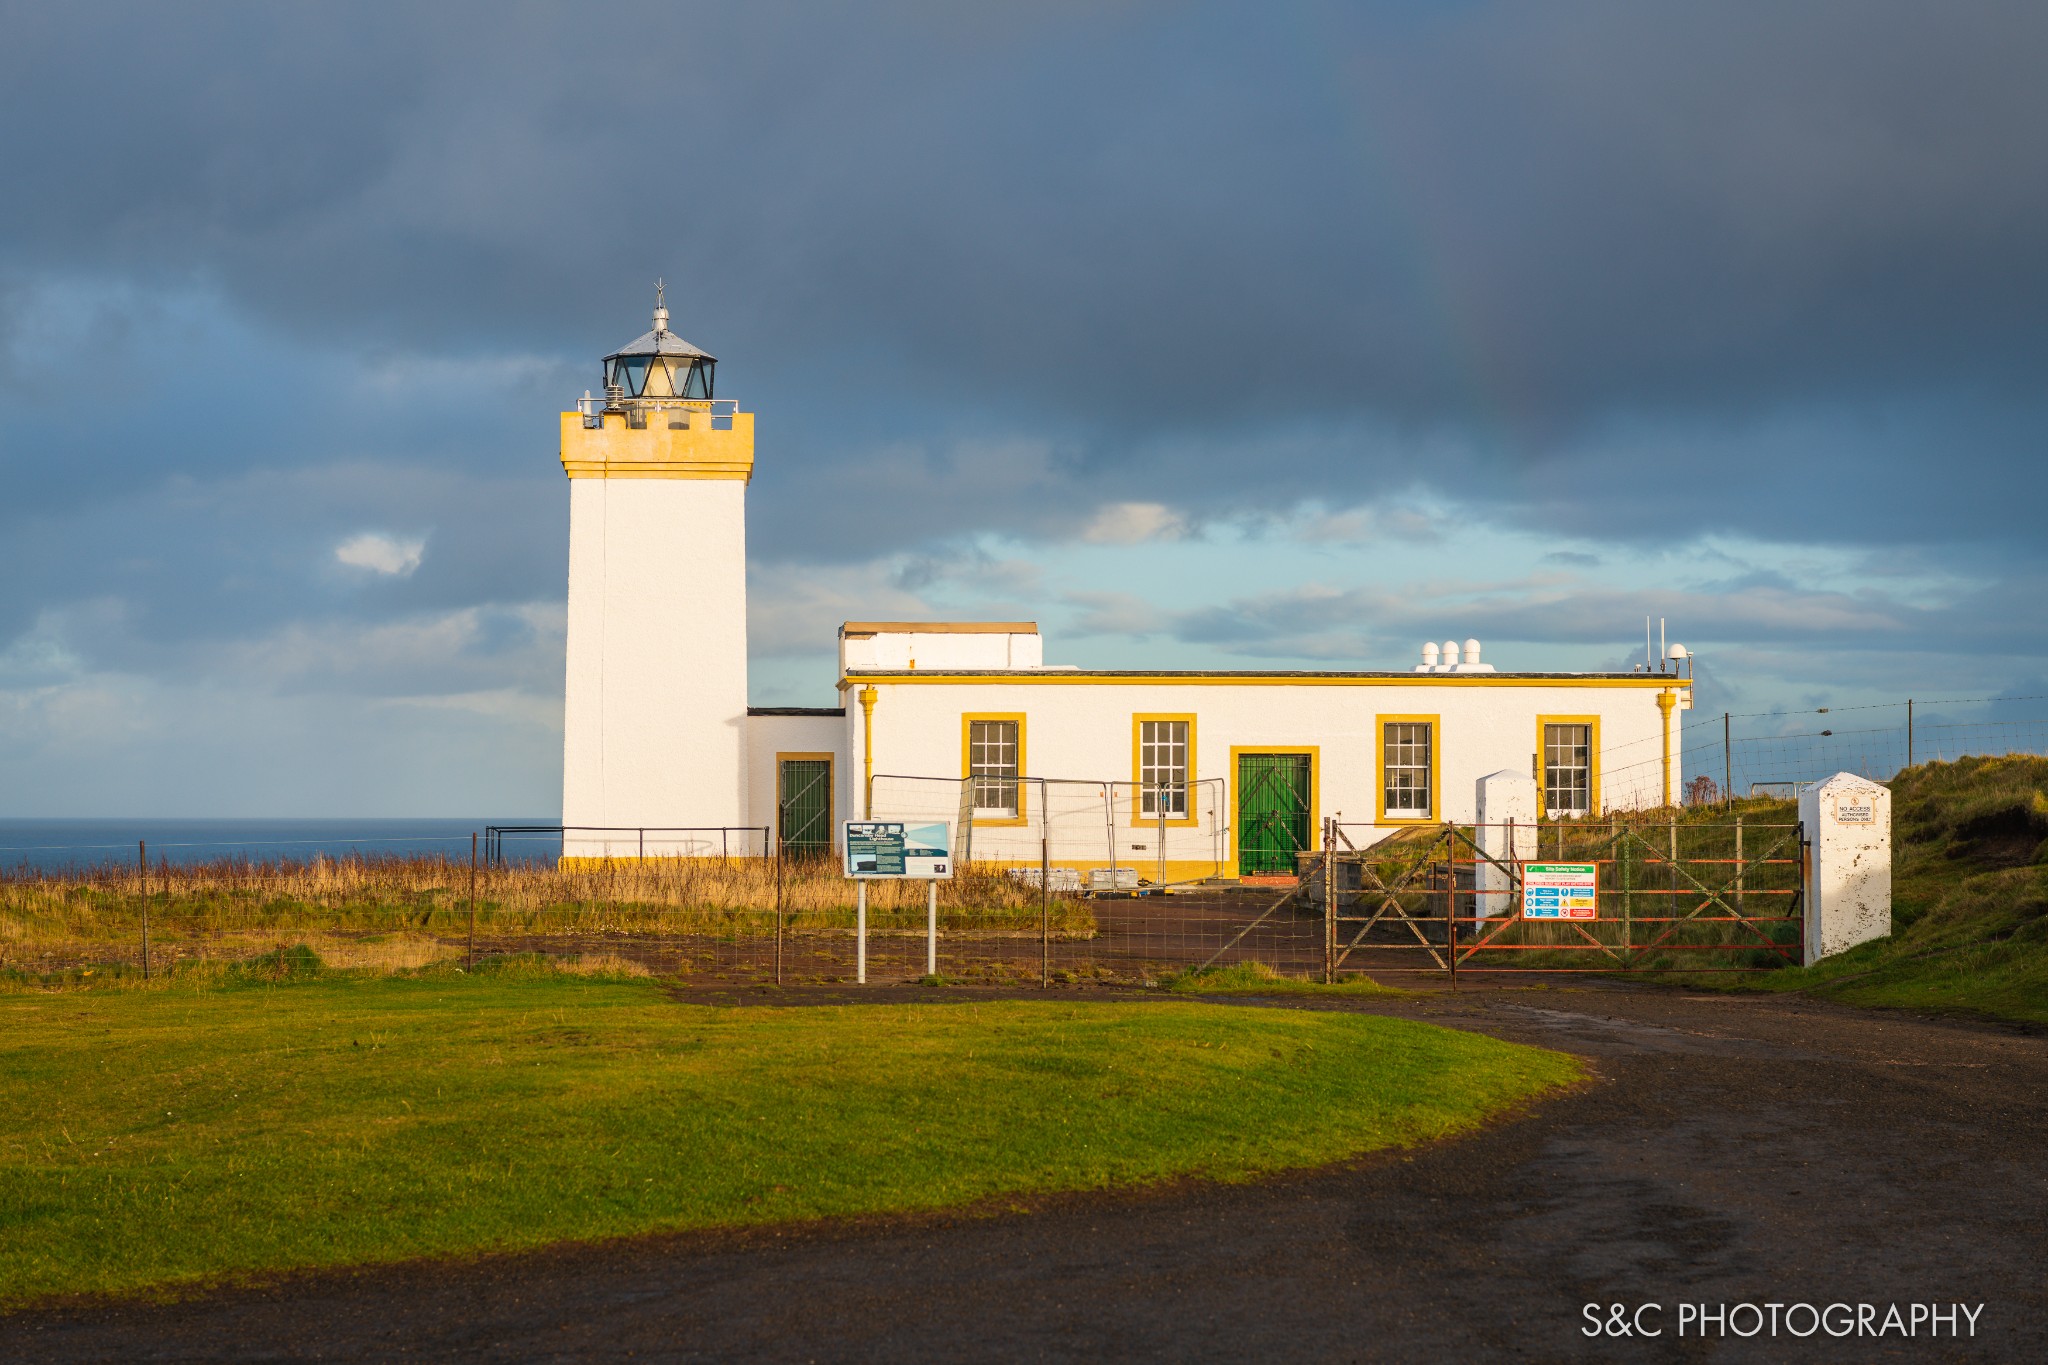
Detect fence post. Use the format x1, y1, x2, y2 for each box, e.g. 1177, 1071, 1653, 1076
1734, 815, 1745, 921
774, 833, 785, 987
1040, 833, 1050, 989
468, 832, 478, 967
138, 839, 150, 981
1906, 698, 1914, 769
1447, 860, 1459, 990
1157, 788, 1167, 888
1327, 820, 1339, 983
856, 880, 867, 985
1668, 813, 1679, 928
1724, 711, 1733, 805
925, 880, 938, 979
1619, 816, 1632, 959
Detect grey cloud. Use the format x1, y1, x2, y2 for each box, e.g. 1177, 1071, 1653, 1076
5, 2, 2047, 553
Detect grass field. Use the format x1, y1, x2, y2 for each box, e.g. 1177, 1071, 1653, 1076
0, 854, 1094, 977
1164, 960, 1409, 997
0, 961, 1577, 1307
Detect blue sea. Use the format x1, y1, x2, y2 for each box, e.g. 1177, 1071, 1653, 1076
0, 819, 561, 872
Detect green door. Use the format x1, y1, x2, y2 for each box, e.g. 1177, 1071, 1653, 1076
778, 759, 832, 858
1237, 753, 1311, 874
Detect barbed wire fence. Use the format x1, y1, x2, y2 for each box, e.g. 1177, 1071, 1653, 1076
1594, 693, 2048, 806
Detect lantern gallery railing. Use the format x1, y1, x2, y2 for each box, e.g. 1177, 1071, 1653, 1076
575, 394, 740, 427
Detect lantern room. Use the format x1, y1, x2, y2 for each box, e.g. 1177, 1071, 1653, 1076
601, 282, 716, 405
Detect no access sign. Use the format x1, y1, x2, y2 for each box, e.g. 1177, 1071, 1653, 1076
1523, 862, 1597, 919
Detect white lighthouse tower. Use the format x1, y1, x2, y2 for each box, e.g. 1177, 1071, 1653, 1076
559, 287, 755, 859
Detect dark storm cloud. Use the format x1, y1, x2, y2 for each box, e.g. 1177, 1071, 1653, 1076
5, 0, 2048, 558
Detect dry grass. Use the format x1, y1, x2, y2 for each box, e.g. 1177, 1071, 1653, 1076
0, 854, 1095, 974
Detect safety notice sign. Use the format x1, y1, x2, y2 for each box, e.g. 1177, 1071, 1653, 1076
1523, 862, 1597, 919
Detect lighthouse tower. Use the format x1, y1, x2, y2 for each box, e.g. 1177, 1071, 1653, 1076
559, 287, 754, 858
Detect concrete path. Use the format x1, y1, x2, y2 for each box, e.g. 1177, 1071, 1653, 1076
9, 985, 2044, 1362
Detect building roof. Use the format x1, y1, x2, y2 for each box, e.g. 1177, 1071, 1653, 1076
604, 329, 715, 362
839, 621, 1039, 637
838, 668, 1681, 686
747, 706, 846, 717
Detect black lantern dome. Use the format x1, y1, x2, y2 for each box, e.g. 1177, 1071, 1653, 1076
602, 281, 715, 403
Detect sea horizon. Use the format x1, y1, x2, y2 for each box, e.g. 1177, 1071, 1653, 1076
0, 818, 562, 872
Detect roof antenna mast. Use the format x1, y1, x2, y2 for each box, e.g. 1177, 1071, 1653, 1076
652, 278, 669, 337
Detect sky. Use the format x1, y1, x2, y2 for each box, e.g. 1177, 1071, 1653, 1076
3, 0, 2046, 816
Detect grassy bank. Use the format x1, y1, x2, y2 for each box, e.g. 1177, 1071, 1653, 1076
1164, 960, 1408, 997
0, 854, 1094, 975
0, 963, 1576, 1306
1690, 757, 2048, 1024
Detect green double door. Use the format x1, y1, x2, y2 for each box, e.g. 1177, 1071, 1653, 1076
1237, 752, 1312, 874
778, 759, 833, 858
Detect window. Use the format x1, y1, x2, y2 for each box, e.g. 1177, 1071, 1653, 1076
1382, 721, 1433, 817
967, 718, 1020, 819
1544, 722, 1593, 817
1138, 719, 1190, 818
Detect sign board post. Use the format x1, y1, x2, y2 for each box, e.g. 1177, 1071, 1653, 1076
1522, 862, 1598, 919
843, 821, 954, 984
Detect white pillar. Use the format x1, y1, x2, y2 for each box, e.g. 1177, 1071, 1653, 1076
1474, 770, 1538, 919
1798, 773, 1891, 961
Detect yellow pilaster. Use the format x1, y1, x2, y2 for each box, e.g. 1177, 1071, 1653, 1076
1657, 688, 1677, 808
858, 685, 879, 818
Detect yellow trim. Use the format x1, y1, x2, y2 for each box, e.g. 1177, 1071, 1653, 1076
558, 409, 756, 482
1534, 715, 1602, 817
1228, 745, 1321, 879
1130, 713, 1199, 828
841, 621, 1038, 637
1374, 714, 1442, 825
840, 672, 1685, 689
857, 686, 878, 818
1657, 687, 1678, 808
961, 713, 1030, 826
774, 752, 835, 851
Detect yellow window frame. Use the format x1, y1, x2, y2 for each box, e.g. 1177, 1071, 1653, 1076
1374, 714, 1441, 824
1534, 714, 1601, 817
960, 712, 1029, 827
1130, 713, 1199, 828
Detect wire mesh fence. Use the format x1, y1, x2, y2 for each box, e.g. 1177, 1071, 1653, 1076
4, 813, 1804, 986
1592, 693, 2048, 807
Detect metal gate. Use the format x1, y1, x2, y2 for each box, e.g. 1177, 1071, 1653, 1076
1237, 753, 1312, 874
1320, 816, 1806, 977
777, 759, 833, 858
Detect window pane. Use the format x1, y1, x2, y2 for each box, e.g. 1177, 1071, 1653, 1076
615, 357, 651, 395
1383, 722, 1432, 814
1139, 720, 1188, 817
1544, 723, 1592, 815
969, 720, 1019, 815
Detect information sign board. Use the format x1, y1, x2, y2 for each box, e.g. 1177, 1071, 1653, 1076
843, 821, 953, 880
1522, 862, 1597, 919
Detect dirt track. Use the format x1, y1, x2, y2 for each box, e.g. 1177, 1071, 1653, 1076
8, 983, 2045, 1362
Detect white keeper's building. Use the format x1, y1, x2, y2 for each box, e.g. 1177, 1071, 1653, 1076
559, 300, 1694, 876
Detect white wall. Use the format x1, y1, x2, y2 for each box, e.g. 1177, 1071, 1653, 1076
847, 676, 1682, 872
745, 712, 848, 847
562, 477, 751, 856
840, 629, 1043, 672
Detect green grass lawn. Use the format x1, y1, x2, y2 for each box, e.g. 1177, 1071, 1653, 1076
0, 964, 1577, 1307
1163, 960, 1409, 997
